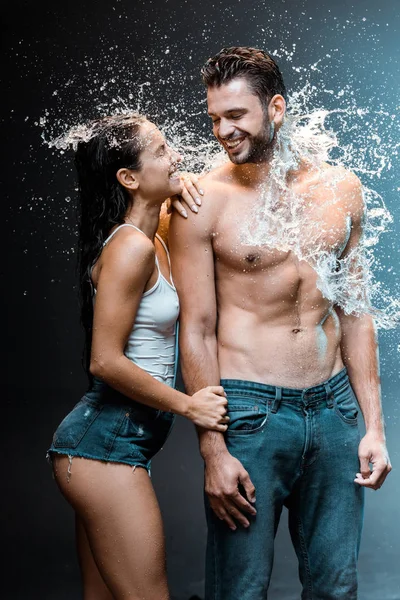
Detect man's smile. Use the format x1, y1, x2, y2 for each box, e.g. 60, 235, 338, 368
223, 136, 247, 151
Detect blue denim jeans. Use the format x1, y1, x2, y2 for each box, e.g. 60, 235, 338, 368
205, 368, 364, 600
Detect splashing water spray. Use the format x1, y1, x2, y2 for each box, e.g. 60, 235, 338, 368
39, 47, 400, 334
239, 105, 399, 330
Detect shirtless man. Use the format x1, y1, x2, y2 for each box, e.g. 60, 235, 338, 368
169, 47, 392, 599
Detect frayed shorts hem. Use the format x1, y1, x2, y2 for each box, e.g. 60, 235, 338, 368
46, 449, 151, 473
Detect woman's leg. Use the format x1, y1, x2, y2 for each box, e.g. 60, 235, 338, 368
53, 455, 169, 600
75, 515, 114, 600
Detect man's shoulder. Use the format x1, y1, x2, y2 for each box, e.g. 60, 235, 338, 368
323, 164, 364, 216
175, 164, 235, 221
307, 163, 363, 215
321, 163, 361, 190
169, 166, 234, 238
199, 163, 236, 195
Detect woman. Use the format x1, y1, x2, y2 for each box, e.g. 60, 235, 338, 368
47, 113, 228, 600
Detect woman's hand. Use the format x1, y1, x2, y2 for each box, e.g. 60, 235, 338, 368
167, 173, 204, 218
185, 386, 229, 431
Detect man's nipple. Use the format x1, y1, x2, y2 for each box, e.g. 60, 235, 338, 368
245, 253, 260, 263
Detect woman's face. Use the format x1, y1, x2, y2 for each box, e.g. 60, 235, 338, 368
134, 120, 183, 201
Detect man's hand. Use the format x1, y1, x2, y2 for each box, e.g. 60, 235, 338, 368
354, 431, 392, 490
204, 450, 257, 530
167, 173, 204, 218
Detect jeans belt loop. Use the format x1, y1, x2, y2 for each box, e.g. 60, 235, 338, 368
325, 382, 334, 408
271, 387, 282, 414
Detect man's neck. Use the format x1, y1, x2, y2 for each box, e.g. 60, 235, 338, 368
231, 161, 272, 188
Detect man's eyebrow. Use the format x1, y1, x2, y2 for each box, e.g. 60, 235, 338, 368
208, 108, 248, 116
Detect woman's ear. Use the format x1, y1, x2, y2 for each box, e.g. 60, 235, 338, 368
116, 168, 139, 191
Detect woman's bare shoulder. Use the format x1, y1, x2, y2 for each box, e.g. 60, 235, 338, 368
95, 226, 155, 287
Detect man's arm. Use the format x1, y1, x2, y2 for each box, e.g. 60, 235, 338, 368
338, 311, 391, 490
336, 174, 391, 490
169, 187, 256, 529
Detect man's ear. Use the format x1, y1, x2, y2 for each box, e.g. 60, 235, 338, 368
268, 94, 286, 127
116, 168, 139, 191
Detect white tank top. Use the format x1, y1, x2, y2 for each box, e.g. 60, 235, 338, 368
95, 224, 180, 387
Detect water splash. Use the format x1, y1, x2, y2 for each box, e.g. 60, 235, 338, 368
239, 106, 399, 329
37, 41, 399, 331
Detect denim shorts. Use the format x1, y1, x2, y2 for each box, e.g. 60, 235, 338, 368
47, 378, 175, 472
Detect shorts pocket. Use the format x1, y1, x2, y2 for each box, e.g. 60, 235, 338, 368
128, 402, 162, 435
225, 396, 269, 436
52, 398, 103, 449
126, 405, 175, 461
333, 385, 359, 425
128, 403, 175, 444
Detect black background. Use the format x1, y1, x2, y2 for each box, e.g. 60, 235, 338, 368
3, 1, 399, 598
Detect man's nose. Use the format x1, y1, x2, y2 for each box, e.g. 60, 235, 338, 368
218, 119, 236, 140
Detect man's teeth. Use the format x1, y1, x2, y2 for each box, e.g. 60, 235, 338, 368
226, 138, 244, 149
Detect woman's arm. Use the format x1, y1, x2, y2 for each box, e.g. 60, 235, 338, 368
90, 228, 227, 430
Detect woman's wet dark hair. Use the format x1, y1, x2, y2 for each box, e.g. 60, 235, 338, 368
75, 113, 146, 380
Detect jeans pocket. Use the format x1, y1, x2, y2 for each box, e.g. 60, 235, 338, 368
333, 385, 359, 425
226, 396, 268, 436
52, 398, 102, 449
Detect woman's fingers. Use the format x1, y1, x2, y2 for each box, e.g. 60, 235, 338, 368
169, 196, 188, 218
179, 185, 200, 212
168, 174, 204, 218
184, 173, 204, 199
207, 385, 226, 397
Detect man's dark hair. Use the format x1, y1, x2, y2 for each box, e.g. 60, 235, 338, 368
201, 46, 287, 109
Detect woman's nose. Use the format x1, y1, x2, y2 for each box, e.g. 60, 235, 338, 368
168, 144, 182, 164
174, 151, 183, 163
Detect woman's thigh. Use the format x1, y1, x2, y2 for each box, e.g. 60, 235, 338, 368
75, 516, 114, 600
53, 455, 169, 600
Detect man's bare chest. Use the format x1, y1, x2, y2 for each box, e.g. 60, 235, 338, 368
212, 198, 352, 274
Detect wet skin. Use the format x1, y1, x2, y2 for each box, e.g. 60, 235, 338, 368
202, 80, 352, 387
172, 160, 361, 388
170, 79, 391, 531
51, 119, 229, 600
210, 162, 356, 388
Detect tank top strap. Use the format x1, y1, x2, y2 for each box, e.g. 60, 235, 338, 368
155, 233, 172, 271
103, 223, 147, 247
92, 224, 156, 293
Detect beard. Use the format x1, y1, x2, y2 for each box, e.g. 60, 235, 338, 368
227, 115, 275, 165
